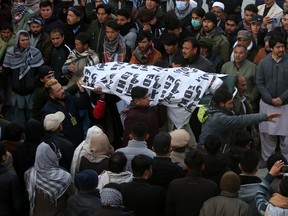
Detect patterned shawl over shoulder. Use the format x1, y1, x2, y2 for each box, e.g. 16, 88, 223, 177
3, 30, 44, 80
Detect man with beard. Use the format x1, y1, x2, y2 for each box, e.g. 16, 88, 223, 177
256, 35, 288, 164
196, 12, 230, 62
42, 78, 90, 148
63, 6, 88, 49
129, 30, 162, 65
253, 30, 279, 65
116, 8, 138, 50
223, 14, 239, 47
39, 0, 64, 35
27, 16, 53, 65
221, 44, 258, 112
182, 37, 215, 72
3, 30, 44, 126
0, 22, 15, 118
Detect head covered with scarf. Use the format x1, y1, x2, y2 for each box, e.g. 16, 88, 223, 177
25, 142, 71, 215
70, 126, 113, 188
3, 30, 43, 79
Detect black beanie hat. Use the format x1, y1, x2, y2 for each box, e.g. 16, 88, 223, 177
203, 12, 218, 26
76, 169, 99, 191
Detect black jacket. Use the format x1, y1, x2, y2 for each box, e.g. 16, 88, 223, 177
0, 164, 23, 216
41, 91, 90, 147
121, 179, 166, 216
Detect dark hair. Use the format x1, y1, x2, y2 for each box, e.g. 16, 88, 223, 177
269, 35, 286, 49
50, 28, 64, 36
211, 85, 233, 105
153, 132, 171, 155
191, 7, 206, 18
204, 133, 222, 155
131, 154, 152, 177
172, 55, 186, 66
279, 179, 288, 197
0, 22, 13, 32
137, 30, 153, 42
39, 0, 52, 8
75, 32, 90, 45
226, 14, 239, 25
105, 19, 120, 31
234, 44, 247, 53
131, 86, 148, 100
19, 31, 29, 38
103, 182, 121, 191
233, 130, 252, 148
244, 4, 258, 13
164, 17, 181, 30
160, 32, 178, 46
116, 8, 130, 19
267, 153, 288, 171
96, 3, 112, 15
240, 149, 259, 174
131, 122, 148, 140
109, 152, 127, 173
138, 8, 155, 23
0, 142, 6, 162
182, 37, 200, 55
283, 10, 288, 16
4, 123, 24, 142
184, 150, 204, 170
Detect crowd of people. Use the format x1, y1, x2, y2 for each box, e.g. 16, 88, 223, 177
1, 0, 288, 214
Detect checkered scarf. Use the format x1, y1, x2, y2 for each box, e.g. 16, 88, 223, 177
3, 30, 44, 80
11, 2, 28, 23
25, 142, 71, 215
103, 34, 127, 63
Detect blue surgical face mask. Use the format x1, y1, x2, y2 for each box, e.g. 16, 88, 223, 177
191, 19, 201, 28
176, 1, 187, 10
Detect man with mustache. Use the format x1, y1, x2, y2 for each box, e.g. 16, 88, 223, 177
28, 16, 53, 64
256, 35, 288, 166
196, 12, 230, 63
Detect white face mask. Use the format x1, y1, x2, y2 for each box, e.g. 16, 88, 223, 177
175, 1, 187, 10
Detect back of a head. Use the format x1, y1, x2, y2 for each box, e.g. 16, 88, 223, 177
267, 153, 288, 171
239, 149, 259, 174
184, 150, 204, 170
131, 122, 148, 141
220, 171, 240, 193
109, 152, 127, 173
204, 133, 222, 155
76, 169, 99, 191
131, 154, 152, 177
4, 123, 24, 142
233, 130, 252, 148
153, 132, 171, 155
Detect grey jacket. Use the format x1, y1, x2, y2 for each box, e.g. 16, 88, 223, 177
198, 106, 268, 147
256, 53, 288, 105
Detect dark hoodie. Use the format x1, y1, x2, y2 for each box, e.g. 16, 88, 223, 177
0, 163, 23, 216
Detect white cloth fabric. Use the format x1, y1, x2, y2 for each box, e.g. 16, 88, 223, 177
259, 100, 288, 136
